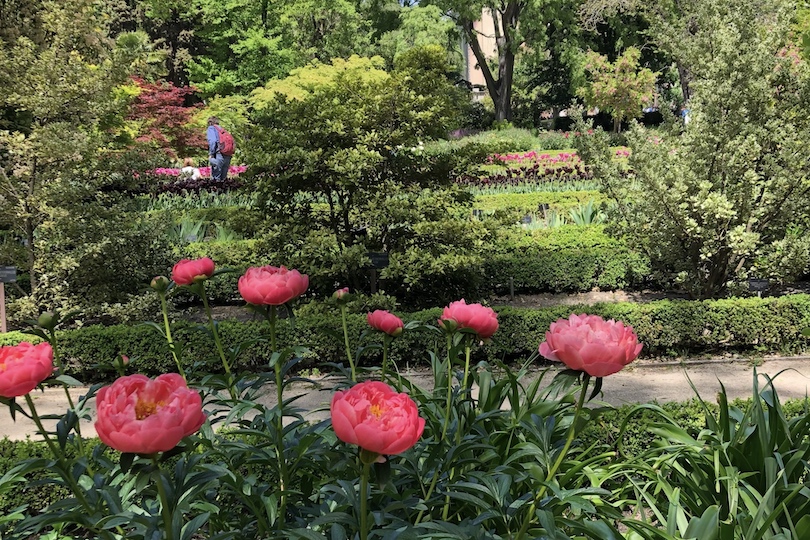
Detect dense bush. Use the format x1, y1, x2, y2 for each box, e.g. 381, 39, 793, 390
7, 294, 807, 382
170, 225, 645, 305
483, 246, 649, 293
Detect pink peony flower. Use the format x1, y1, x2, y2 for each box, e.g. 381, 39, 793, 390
171, 257, 215, 286
439, 299, 498, 340
0, 342, 54, 398
331, 381, 424, 456
367, 310, 404, 337
538, 314, 643, 377
238, 265, 309, 306
95, 373, 206, 454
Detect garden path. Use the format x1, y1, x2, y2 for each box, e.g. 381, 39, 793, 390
2, 356, 810, 442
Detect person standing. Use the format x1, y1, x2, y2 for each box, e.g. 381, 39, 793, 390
206, 116, 232, 182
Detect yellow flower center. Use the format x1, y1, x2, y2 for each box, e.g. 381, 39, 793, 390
369, 403, 385, 419
0, 353, 22, 373
135, 400, 163, 420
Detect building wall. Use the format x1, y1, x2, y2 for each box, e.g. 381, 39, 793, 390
464, 8, 498, 101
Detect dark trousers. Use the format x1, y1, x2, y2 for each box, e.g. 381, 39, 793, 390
209, 153, 232, 182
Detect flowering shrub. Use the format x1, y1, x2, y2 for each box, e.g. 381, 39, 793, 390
1, 266, 807, 540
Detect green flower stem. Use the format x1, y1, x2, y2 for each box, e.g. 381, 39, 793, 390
24, 393, 93, 514
461, 338, 472, 402
340, 305, 356, 381
359, 460, 372, 540
152, 456, 175, 540
514, 376, 590, 539
441, 333, 454, 442
199, 284, 234, 399
415, 333, 456, 525
267, 306, 288, 529
380, 337, 389, 381
48, 329, 92, 474
269, 305, 277, 353
159, 292, 185, 380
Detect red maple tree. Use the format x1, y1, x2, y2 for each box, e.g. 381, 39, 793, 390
127, 77, 206, 158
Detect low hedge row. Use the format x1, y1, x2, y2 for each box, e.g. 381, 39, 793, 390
173, 225, 649, 305
484, 247, 650, 293
14, 294, 810, 383
474, 191, 605, 214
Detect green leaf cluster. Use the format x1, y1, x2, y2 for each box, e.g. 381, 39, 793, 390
574, 0, 810, 298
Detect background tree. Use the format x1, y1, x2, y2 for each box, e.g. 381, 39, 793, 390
377, 4, 460, 69
426, 0, 547, 122
185, 0, 299, 97
577, 47, 656, 132
574, 0, 810, 298
126, 77, 205, 158
0, 0, 169, 314
245, 46, 467, 291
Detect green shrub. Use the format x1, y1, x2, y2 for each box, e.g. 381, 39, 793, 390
427, 128, 540, 173
475, 191, 605, 214
0, 294, 804, 383
534, 131, 576, 151
175, 240, 268, 304
0, 332, 40, 347
181, 207, 263, 238
170, 225, 645, 304
483, 246, 650, 293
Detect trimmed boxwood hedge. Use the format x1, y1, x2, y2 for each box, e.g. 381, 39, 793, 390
5, 294, 808, 383
174, 225, 650, 305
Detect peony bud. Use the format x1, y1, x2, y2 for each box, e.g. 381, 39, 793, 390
151, 275, 170, 293
37, 311, 58, 331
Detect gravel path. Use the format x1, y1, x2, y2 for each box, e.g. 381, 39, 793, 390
3, 356, 810, 441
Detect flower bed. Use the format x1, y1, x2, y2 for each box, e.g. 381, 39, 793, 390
1, 260, 808, 539
153, 165, 249, 177
456, 149, 630, 191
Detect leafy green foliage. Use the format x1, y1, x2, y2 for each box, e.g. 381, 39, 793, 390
378, 4, 459, 68
578, 47, 657, 132
249, 54, 389, 107
574, 0, 810, 298
0, 0, 174, 317
618, 374, 810, 538
1, 293, 808, 381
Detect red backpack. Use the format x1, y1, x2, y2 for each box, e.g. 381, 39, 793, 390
216, 126, 235, 156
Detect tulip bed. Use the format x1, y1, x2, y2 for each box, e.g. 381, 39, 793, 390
2, 261, 810, 539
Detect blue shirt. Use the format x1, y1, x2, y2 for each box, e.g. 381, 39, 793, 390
207, 125, 220, 156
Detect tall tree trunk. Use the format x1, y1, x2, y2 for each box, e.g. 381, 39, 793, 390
24, 215, 35, 292
462, 2, 523, 123
25, 163, 36, 292
677, 61, 691, 103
